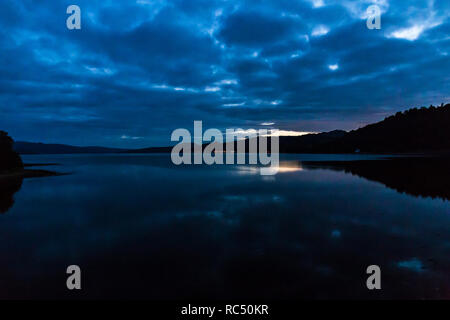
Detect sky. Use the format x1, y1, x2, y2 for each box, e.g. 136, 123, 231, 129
0, 0, 449, 147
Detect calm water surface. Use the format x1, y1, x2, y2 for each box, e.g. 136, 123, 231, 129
1, 154, 449, 299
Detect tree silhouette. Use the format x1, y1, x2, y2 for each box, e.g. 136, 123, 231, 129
318, 103, 450, 153
0, 130, 23, 172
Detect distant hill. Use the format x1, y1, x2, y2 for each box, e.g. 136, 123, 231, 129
12, 103, 450, 155
14, 141, 125, 154
230, 103, 450, 154
123, 146, 173, 153
317, 103, 450, 153
0, 131, 23, 172
278, 130, 347, 153
129, 103, 450, 154
121, 131, 347, 154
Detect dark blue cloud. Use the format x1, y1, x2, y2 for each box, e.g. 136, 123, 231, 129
0, 0, 448, 147
218, 10, 301, 46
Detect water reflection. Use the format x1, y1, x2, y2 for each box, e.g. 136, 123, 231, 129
302, 157, 450, 201
0, 168, 62, 214
236, 160, 303, 175
276, 160, 304, 173
0, 176, 23, 214
1, 154, 449, 299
